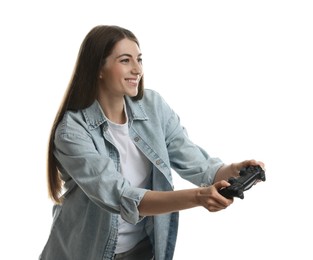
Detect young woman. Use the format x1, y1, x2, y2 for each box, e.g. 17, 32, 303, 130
40, 25, 265, 260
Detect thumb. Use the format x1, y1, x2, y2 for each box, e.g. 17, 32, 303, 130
214, 180, 231, 190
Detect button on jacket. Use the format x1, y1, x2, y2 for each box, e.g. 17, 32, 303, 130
40, 89, 224, 260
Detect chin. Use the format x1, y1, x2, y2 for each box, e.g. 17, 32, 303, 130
127, 89, 138, 97
128, 93, 138, 98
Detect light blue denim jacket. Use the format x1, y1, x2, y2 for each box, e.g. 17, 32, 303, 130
40, 89, 223, 260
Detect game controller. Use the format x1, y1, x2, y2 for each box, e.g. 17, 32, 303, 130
218, 165, 266, 199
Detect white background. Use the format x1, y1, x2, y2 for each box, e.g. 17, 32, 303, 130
1, 1, 312, 259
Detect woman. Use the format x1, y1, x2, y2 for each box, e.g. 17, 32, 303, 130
40, 25, 264, 260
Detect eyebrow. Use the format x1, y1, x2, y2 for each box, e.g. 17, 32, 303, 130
116, 53, 142, 59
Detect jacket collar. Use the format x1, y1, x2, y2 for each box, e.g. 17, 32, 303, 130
82, 97, 148, 130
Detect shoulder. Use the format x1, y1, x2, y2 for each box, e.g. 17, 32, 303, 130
141, 89, 172, 111
125, 89, 173, 118
56, 101, 105, 136
55, 110, 88, 138
136, 89, 179, 128
142, 88, 161, 98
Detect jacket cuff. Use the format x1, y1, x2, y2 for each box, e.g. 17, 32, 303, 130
120, 187, 149, 224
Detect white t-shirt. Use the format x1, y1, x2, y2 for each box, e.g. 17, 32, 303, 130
107, 114, 152, 254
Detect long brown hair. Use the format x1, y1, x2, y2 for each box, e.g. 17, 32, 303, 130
47, 25, 144, 203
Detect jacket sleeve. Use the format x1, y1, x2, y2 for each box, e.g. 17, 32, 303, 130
162, 100, 224, 186
54, 116, 147, 225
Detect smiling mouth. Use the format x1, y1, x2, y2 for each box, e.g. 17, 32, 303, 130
126, 79, 138, 84
125, 78, 140, 86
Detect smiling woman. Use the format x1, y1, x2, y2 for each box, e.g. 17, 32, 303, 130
39, 25, 264, 260
97, 38, 143, 124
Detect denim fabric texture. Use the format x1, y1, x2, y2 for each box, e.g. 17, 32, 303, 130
40, 89, 223, 260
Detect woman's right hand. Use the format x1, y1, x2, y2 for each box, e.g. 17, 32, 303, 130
196, 180, 234, 212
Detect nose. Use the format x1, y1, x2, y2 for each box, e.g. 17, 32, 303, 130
131, 61, 142, 76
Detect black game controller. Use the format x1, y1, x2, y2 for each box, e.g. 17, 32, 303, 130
218, 165, 266, 199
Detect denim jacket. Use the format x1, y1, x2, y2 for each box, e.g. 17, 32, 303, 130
40, 89, 223, 260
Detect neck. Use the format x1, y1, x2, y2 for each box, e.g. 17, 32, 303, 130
98, 95, 126, 124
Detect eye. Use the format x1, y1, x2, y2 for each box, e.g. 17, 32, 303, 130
137, 57, 143, 64
120, 58, 130, 64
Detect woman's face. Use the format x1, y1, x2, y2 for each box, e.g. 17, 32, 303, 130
98, 38, 143, 99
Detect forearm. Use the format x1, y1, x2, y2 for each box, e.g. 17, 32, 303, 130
138, 181, 233, 216
138, 188, 200, 216
137, 161, 264, 216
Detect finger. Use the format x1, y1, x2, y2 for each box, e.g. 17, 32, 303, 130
238, 160, 265, 171
216, 196, 234, 207
256, 161, 266, 170
212, 191, 234, 207
206, 199, 233, 212
246, 160, 266, 171
213, 180, 230, 190
242, 159, 257, 168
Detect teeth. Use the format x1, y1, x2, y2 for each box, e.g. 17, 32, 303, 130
127, 79, 138, 83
